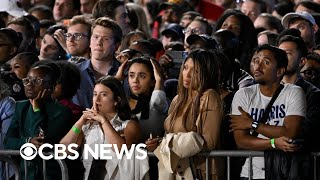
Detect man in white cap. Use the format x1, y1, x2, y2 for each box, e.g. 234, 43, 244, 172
282, 11, 318, 51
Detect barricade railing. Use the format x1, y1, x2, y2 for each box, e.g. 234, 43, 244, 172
0, 150, 68, 180
1, 150, 319, 180
149, 150, 320, 180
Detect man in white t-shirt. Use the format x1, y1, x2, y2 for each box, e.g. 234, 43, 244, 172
230, 44, 306, 180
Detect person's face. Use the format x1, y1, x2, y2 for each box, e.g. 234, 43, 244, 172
162, 7, 180, 24
313, 0, 320, 4
114, 5, 130, 35
66, 24, 90, 57
24, 68, 51, 100
254, 16, 267, 30
7, 24, 29, 52
184, 21, 206, 46
10, 57, 29, 80
53, 0, 76, 22
289, 19, 315, 48
220, 15, 241, 37
241, 1, 260, 22
128, 63, 154, 96
257, 34, 268, 45
251, 49, 279, 84
40, 34, 61, 60
300, 60, 320, 85
90, 25, 117, 61
0, 41, 14, 64
278, 41, 300, 75
180, 14, 193, 28
80, 0, 96, 14
182, 58, 198, 89
295, 5, 315, 14
161, 35, 173, 48
51, 83, 62, 99
93, 83, 117, 115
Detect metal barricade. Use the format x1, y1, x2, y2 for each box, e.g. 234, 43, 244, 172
1, 149, 319, 180
0, 150, 68, 180
149, 150, 320, 180
199, 150, 264, 180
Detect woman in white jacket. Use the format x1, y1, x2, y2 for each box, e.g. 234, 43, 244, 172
60, 76, 146, 180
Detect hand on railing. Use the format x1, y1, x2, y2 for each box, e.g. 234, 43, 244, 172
30, 136, 44, 148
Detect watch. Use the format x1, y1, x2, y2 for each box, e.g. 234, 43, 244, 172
250, 121, 260, 134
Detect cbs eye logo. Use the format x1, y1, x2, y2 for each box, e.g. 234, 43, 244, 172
20, 143, 37, 160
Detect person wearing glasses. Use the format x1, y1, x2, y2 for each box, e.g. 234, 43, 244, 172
54, 15, 93, 60
277, 32, 320, 153
71, 17, 122, 109
4, 63, 74, 180
183, 16, 213, 50
300, 52, 320, 88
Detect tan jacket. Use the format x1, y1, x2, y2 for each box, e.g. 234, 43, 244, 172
163, 89, 224, 179
154, 132, 204, 180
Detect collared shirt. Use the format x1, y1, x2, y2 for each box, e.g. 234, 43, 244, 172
72, 58, 120, 109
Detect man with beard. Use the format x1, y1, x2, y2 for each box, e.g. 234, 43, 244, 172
278, 34, 320, 153
230, 44, 306, 179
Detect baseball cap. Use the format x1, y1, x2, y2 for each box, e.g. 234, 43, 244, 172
187, 34, 218, 50
282, 11, 316, 29
161, 23, 185, 40
0, 0, 27, 18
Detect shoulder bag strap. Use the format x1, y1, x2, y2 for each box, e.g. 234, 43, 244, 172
252, 84, 284, 137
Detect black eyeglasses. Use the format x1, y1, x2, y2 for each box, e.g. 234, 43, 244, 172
300, 69, 320, 78
64, 33, 89, 41
182, 28, 201, 35
22, 77, 46, 86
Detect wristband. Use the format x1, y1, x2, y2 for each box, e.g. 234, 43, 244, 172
34, 108, 40, 112
72, 126, 81, 134
270, 138, 276, 149
250, 121, 259, 134
26, 137, 32, 143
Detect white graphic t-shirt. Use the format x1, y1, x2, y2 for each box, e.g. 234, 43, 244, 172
231, 84, 306, 179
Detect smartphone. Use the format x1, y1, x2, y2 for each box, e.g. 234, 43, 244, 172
291, 139, 304, 145
166, 51, 188, 68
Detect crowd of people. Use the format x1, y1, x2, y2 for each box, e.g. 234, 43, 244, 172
1, 0, 320, 179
